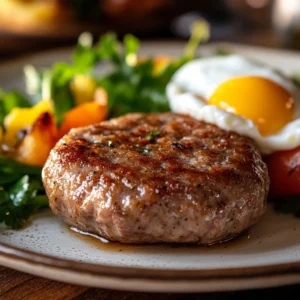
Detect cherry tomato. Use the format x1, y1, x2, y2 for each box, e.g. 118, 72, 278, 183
265, 146, 300, 198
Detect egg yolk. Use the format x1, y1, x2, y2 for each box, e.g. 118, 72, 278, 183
208, 76, 295, 136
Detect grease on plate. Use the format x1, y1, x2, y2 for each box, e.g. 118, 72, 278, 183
69, 226, 254, 254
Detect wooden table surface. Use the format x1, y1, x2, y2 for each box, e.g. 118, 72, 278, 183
0, 266, 300, 300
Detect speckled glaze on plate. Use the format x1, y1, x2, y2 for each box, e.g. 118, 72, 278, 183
0, 43, 300, 292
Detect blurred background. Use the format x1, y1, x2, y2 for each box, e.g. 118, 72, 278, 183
1, 0, 300, 60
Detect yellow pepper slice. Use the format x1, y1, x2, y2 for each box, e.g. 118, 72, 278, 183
4, 99, 52, 146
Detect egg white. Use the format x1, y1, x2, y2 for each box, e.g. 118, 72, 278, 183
167, 55, 300, 154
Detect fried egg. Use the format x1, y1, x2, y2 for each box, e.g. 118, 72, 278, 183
166, 55, 300, 154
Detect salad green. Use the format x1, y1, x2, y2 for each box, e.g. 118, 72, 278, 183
0, 158, 46, 229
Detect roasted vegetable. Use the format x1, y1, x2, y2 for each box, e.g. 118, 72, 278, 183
13, 112, 58, 166
4, 99, 52, 146
266, 146, 300, 198
59, 91, 108, 137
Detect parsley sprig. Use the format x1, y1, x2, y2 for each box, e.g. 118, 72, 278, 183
0, 156, 47, 229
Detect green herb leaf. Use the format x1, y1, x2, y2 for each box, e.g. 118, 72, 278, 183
73, 33, 97, 70
50, 64, 76, 125
0, 155, 42, 176
0, 175, 48, 229
96, 33, 120, 64
51, 83, 74, 126
124, 34, 140, 57
139, 147, 151, 154
0, 89, 31, 127
107, 140, 114, 147
9, 175, 37, 206
147, 130, 160, 142
184, 19, 210, 59
0, 172, 22, 185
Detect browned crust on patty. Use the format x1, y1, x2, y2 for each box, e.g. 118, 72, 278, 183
43, 113, 269, 244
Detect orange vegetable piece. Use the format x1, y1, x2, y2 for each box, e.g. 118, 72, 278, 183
265, 146, 300, 198
59, 89, 108, 138
14, 112, 58, 166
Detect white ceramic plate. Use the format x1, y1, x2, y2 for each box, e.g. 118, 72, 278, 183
0, 42, 300, 293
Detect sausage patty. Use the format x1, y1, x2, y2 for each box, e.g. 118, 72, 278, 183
42, 113, 269, 245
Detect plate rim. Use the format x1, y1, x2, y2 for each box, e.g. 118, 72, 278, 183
2, 248, 300, 293
1, 240, 300, 281
1, 42, 300, 290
